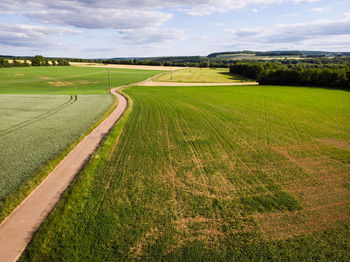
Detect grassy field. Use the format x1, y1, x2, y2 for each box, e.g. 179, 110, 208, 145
154, 68, 251, 83
0, 94, 114, 220
0, 66, 162, 221
21, 85, 350, 261
0, 95, 113, 199
0, 66, 162, 94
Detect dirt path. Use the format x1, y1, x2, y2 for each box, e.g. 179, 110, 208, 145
0, 83, 132, 262
139, 81, 259, 86
70, 62, 185, 71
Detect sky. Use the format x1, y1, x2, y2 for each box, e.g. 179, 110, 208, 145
0, 0, 350, 58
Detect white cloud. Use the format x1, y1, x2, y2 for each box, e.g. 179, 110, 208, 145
27, 9, 172, 30
116, 28, 185, 46
0, 0, 327, 22
0, 22, 80, 47
311, 7, 330, 12
0, 1, 173, 29
226, 15, 350, 50
292, 0, 321, 3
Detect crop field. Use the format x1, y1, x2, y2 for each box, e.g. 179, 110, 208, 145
22, 85, 350, 261
154, 68, 251, 83
0, 94, 114, 218
0, 66, 162, 94
0, 66, 161, 221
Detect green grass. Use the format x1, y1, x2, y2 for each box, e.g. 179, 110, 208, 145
154, 68, 252, 83
21, 85, 350, 261
0, 66, 162, 94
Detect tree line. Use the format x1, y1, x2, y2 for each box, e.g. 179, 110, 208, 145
229, 60, 350, 89
0, 55, 70, 68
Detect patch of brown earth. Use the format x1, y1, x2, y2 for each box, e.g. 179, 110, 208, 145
173, 217, 225, 249
14, 73, 24, 76
48, 81, 75, 87
47, 80, 98, 87
256, 202, 350, 239
316, 138, 350, 151
129, 227, 160, 258
78, 80, 98, 85
257, 143, 350, 239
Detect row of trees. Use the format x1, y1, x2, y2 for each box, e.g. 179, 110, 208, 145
0, 58, 30, 68
101, 58, 234, 68
101, 56, 350, 70
31, 55, 70, 66
229, 61, 350, 89
0, 56, 69, 68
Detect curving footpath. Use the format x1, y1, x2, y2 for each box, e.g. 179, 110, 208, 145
0, 85, 129, 262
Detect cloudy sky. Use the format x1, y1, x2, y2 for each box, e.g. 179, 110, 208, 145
0, 0, 349, 58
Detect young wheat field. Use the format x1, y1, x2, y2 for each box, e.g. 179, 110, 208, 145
21, 85, 350, 261
0, 66, 161, 221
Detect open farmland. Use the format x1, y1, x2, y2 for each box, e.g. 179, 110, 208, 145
0, 66, 161, 221
22, 85, 350, 261
0, 66, 162, 94
153, 68, 251, 83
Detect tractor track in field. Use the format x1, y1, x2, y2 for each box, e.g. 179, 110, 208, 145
0, 95, 77, 138
0, 74, 254, 262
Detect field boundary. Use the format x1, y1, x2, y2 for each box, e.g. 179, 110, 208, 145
0, 75, 157, 261
136, 71, 258, 86
139, 81, 259, 86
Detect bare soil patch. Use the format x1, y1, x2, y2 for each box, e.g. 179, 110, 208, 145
257, 143, 350, 239
316, 138, 350, 151
48, 81, 75, 87
39, 76, 52, 80
47, 80, 99, 87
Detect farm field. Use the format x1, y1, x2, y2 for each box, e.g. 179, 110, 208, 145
153, 68, 251, 83
21, 85, 350, 261
0, 66, 162, 94
0, 66, 161, 221
0, 94, 113, 217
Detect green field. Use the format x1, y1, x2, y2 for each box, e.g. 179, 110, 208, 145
0, 94, 113, 202
21, 85, 350, 261
0, 66, 161, 221
154, 68, 251, 83
0, 66, 161, 94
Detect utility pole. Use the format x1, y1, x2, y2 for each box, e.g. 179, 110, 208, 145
108, 71, 111, 93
